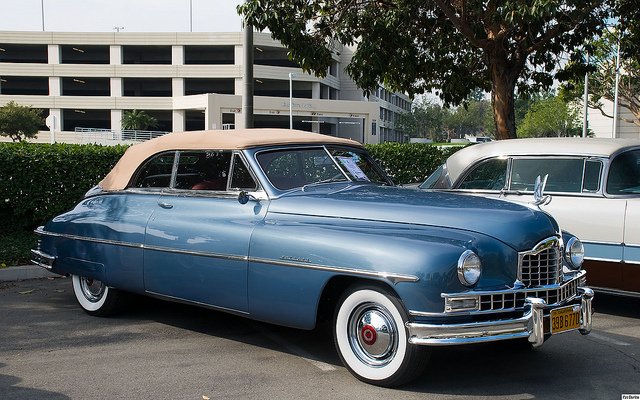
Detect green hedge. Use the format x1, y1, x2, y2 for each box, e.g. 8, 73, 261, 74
0, 142, 128, 231
365, 143, 464, 184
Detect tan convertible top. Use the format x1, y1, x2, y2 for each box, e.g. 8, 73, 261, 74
99, 129, 364, 191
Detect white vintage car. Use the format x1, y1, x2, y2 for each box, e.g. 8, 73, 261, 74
420, 137, 640, 297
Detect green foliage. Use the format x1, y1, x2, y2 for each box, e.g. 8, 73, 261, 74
365, 143, 464, 184
0, 101, 45, 142
396, 97, 445, 141
398, 97, 495, 142
121, 109, 159, 130
239, 1, 613, 139
517, 94, 584, 138
0, 142, 128, 231
0, 230, 37, 267
563, 28, 640, 128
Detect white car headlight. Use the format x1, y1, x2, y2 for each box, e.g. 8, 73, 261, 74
458, 250, 481, 287
564, 237, 584, 270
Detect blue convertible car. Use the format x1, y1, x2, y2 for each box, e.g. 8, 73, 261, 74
32, 129, 593, 386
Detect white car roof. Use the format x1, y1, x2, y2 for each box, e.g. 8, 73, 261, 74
446, 137, 640, 183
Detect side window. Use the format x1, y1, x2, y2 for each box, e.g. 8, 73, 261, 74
229, 154, 258, 191
583, 160, 602, 192
420, 164, 450, 189
174, 151, 232, 191
459, 159, 508, 190
607, 150, 640, 195
132, 152, 175, 188
510, 158, 583, 193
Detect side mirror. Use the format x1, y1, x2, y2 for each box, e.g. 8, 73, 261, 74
238, 191, 258, 204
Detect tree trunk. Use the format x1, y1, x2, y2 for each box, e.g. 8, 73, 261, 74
490, 62, 518, 140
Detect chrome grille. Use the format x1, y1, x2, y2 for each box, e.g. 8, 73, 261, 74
479, 278, 578, 311
519, 237, 562, 287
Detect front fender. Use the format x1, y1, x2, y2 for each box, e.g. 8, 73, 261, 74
247, 213, 518, 328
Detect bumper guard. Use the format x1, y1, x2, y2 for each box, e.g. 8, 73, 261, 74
406, 287, 593, 347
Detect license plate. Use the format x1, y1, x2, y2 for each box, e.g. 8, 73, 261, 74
550, 305, 581, 334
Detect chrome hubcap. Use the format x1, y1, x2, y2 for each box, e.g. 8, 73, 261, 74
348, 303, 398, 366
79, 277, 105, 302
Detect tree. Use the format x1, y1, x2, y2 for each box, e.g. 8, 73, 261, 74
0, 101, 44, 142
564, 29, 640, 128
442, 100, 494, 140
121, 110, 159, 131
396, 97, 444, 141
517, 93, 583, 137
239, 1, 612, 140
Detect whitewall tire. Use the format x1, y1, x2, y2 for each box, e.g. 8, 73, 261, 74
333, 284, 430, 387
72, 275, 125, 317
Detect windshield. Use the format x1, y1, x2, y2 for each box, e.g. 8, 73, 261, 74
256, 146, 392, 190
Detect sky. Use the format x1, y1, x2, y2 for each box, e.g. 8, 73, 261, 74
0, 0, 244, 32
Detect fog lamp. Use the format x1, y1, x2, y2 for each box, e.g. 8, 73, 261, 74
447, 298, 479, 312
458, 250, 481, 287
565, 237, 584, 270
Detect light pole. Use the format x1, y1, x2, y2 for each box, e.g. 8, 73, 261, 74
289, 72, 297, 129
612, 39, 621, 138
582, 52, 589, 137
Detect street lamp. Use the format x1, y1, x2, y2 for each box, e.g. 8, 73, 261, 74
289, 72, 297, 129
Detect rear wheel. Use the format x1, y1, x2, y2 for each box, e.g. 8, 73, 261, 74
72, 275, 126, 317
333, 284, 430, 387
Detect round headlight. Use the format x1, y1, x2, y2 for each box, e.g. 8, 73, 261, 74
565, 237, 584, 270
458, 250, 481, 287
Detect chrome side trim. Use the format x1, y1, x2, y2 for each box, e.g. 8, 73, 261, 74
588, 286, 640, 298
584, 256, 623, 263
248, 256, 419, 285
35, 228, 144, 250
34, 229, 419, 285
582, 239, 622, 246
144, 245, 248, 262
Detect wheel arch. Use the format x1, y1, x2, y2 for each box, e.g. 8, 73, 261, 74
316, 276, 409, 327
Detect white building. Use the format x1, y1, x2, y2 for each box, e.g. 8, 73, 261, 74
587, 99, 640, 139
0, 30, 410, 144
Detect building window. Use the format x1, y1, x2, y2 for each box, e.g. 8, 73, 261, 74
61, 77, 110, 96
0, 44, 48, 63
62, 109, 110, 131
184, 45, 234, 64
123, 78, 172, 97
60, 45, 109, 64
184, 78, 234, 95
122, 45, 172, 64
254, 46, 300, 68
0, 76, 48, 95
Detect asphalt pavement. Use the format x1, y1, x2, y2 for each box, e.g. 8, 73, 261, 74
1, 276, 640, 399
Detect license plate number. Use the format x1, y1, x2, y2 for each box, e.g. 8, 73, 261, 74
550, 305, 581, 334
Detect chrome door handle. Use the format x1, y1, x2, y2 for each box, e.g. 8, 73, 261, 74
157, 202, 173, 209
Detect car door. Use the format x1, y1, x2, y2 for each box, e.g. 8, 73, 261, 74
607, 149, 640, 293
143, 150, 266, 312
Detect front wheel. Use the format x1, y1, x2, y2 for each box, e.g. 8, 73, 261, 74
333, 284, 430, 387
72, 275, 126, 317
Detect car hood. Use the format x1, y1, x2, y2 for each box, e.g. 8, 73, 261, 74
268, 183, 559, 252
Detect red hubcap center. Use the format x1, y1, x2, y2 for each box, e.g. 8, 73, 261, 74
361, 325, 377, 346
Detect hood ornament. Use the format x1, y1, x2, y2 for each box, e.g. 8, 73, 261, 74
532, 174, 551, 206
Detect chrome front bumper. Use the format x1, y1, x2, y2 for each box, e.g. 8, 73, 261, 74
406, 287, 593, 347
